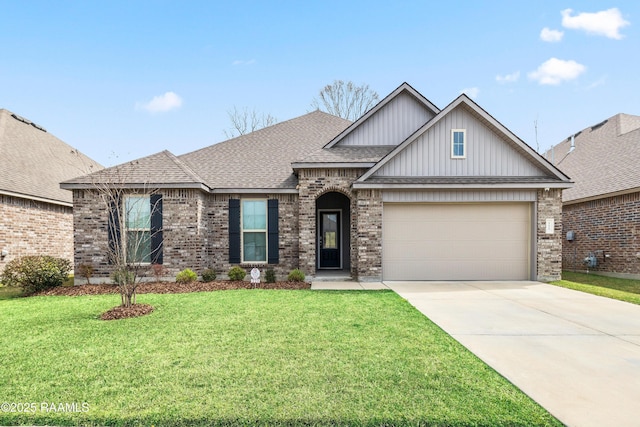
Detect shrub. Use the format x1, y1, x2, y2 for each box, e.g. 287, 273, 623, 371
176, 269, 198, 284
111, 268, 135, 286
265, 268, 276, 283
1, 255, 72, 294
77, 263, 94, 285
287, 269, 305, 282
201, 268, 217, 282
228, 266, 246, 281
150, 264, 168, 282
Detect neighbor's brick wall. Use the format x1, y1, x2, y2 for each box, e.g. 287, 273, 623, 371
562, 192, 640, 275
0, 194, 73, 272
297, 168, 367, 279
208, 193, 299, 280
536, 188, 563, 281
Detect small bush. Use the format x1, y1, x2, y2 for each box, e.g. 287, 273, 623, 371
265, 268, 276, 283
77, 263, 94, 285
201, 268, 217, 282
176, 269, 198, 284
111, 268, 135, 285
287, 269, 305, 282
228, 266, 246, 281
150, 264, 168, 282
1, 255, 72, 294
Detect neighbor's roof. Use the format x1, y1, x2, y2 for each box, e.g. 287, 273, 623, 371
62, 110, 351, 192
544, 113, 640, 203
0, 109, 102, 205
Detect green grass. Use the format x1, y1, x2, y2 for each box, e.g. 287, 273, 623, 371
0, 285, 23, 300
552, 271, 640, 305
0, 290, 560, 426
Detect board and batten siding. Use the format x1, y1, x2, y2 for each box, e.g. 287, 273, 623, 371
374, 106, 546, 177
336, 92, 435, 147
382, 190, 537, 203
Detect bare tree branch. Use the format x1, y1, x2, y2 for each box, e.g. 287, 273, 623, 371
223, 107, 278, 138
310, 80, 380, 121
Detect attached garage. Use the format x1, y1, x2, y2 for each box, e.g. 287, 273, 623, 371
382, 203, 532, 281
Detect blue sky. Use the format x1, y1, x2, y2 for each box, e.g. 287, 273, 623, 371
1, 1, 637, 167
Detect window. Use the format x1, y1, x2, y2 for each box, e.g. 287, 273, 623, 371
242, 200, 267, 262
451, 129, 466, 158
125, 195, 151, 263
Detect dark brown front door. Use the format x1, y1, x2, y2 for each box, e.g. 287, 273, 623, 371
319, 211, 340, 268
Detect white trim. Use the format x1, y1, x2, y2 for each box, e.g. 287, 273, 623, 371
60, 182, 210, 191
240, 198, 268, 264
317, 209, 343, 270
353, 182, 573, 190
451, 129, 466, 159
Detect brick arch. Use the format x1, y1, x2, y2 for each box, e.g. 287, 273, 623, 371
313, 186, 353, 202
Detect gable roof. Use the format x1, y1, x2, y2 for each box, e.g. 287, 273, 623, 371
0, 109, 102, 205
323, 82, 440, 148
354, 94, 572, 189
543, 113, 640, 203
61, 150, 209, 190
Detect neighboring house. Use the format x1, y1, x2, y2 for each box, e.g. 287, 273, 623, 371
0, 109, 102, 271
544, 113, 640, 278
61, 83, 572, 283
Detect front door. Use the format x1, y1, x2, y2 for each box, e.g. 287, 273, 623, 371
319, 211, 340, 268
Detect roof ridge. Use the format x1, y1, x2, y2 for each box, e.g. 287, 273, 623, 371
161, 150, 207, 184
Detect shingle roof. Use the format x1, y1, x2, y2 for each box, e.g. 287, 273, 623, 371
180, 111, 351, 189
61, 150, 207, 189
294, 145, 395, 165
544, 113, 640, 203
0, 109, 102, 205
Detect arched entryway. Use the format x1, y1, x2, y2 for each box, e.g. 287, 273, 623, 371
316, 191, 351, 271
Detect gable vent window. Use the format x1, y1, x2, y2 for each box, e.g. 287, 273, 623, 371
451, 129, 466, 159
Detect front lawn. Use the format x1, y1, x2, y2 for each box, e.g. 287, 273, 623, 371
0, 285, 22, 300
552, 271, 640, 305
0, 290, 560, 426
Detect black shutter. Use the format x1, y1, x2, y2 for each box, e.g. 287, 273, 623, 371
150, 194, 163, 264
107, 196, 121, 265
229, 199, 241, 264
267, 199, 279, 264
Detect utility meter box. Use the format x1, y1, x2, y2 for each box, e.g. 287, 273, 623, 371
566, 231, 575, 241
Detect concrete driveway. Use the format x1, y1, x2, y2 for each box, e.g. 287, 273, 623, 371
386, 281, 640, 427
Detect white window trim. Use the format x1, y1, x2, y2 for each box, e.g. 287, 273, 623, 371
124, 195, 152, 264
451, 129, 466, 159
240, 198, 268, 264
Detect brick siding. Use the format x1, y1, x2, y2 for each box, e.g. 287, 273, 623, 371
562, 191, 640, 275
0, 194, 73, 272
536, 188, 563, 281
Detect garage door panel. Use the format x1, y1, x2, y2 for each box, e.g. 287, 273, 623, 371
383, 203, 531, 281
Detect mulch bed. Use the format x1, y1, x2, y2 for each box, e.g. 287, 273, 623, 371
35, 280, 311, 297
34, 281, 311, 321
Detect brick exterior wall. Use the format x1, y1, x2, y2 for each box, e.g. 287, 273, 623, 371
562, 191, 640, 276
355, 189, 382, 281
0, 194, 73, 272
297, 168, 366, 278
536, 188, 563, 281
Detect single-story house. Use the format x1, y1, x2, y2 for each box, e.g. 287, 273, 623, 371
61, 83, 572, 283
543, 113, 640, 278
0, 109, 102, 271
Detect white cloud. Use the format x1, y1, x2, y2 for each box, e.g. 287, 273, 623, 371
232, 59, 256, 65
528, 58, 586, 85
540, 27, 564, 42
136, 92, 183, 113
460, 87, 479, 99
496, 71, 520, 83
561, 8, 630, 39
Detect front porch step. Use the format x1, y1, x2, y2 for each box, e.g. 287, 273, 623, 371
310, 272, 354, 282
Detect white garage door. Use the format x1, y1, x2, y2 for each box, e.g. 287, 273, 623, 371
383, 203, 531, 280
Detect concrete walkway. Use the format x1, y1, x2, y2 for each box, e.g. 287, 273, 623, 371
386, 281, 640, 427
310, 281, 388, 290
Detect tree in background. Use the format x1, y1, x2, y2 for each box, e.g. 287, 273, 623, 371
223, 107, 278, 138
310, 80, 379, 121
